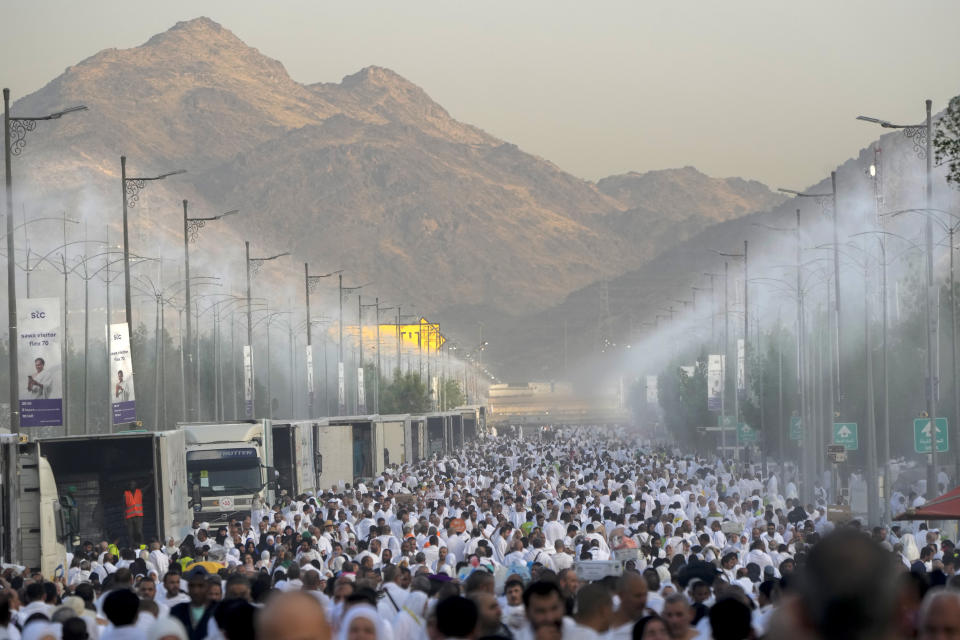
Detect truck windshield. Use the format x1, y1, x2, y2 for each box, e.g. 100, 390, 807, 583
187, 458, 261, 496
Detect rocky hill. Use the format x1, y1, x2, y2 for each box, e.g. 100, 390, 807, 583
10, 17, 783, 348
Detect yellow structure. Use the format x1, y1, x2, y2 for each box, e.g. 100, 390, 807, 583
328, 317, 445, 352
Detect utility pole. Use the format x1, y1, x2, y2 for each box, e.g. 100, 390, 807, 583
339, 274, 344, 415
375, 299, 381, 414
396, 306, 402, 375
183, 201, 238, 421
743, 240, 749, 464
245, 242, 288, 418
722, 262, 729, 457
305, 264, 312, 418
795, 209, 811, 502
831, 171, 842, 415
358, 295, 365, 414
305, 266, 339, 418
857, 99, 937, 498
924, 99, 937, 498
4, 90, 86, 563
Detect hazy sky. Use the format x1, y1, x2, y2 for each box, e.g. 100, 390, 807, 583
3, 1, 959, 189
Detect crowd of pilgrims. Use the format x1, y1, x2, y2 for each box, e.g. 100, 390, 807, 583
1, 427, 960, 640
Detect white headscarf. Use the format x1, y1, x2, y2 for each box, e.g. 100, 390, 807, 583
21, 622, 60, 640
338, 604, 388, 640
902, 533, 921, 562
147, 616, 189, 640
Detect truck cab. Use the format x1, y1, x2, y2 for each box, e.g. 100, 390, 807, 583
179, 421, 273, 525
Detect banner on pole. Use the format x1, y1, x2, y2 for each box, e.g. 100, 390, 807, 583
109, 322, 136, 424
243, 346, 254, 418
357, 367, 366, 414
338, 361, 345, 413
305, 346, 314, 394
708, 354, 723, 411
645, 375, 658, 405
19, 298, 63, 427
737, 339, 745, 392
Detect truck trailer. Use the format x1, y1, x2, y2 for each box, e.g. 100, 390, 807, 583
270, 420, 321, 498
405, 416, 426, 464
18, 430, 191, 576
426, 414, 446, 457
378, 415, 408, 467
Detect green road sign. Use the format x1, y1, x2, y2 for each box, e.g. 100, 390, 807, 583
718, 415, 736, 429
914, 417, 949, 453
737, 423, 757, 444
789, 416, 802, 441
832, 422, 858, 451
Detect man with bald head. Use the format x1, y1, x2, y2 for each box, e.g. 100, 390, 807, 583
606, 571, 651, 640
919, 589, 960, 640
257, 591, 331, 640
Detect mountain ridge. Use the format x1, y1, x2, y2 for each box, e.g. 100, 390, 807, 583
8, 16, 785, 340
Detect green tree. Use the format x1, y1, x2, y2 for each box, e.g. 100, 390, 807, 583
658, 353, 713, 450
935, 95, 960, 187
379, 369, 431, 414
442, 379, 465, 409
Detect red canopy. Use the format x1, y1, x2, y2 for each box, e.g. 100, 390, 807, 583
894, 486, 960, 520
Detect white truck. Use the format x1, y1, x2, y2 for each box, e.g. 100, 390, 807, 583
379, 414, 408, 468
456, 405, 487, 441
405, 416, 426, 464
313, 415, 387, 490
16, 430, 191, 577
270, 420, 321, 498
179, 421, 274, 526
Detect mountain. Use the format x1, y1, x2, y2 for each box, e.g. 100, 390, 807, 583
9, 17, 783, 361
597, 166, 786, 223
478, 118, 960, 381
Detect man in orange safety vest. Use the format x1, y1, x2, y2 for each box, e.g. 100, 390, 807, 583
124, 480, 145, 547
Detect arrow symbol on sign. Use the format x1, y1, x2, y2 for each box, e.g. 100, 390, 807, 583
838, 426, 852, 438
922, 421, 933, 437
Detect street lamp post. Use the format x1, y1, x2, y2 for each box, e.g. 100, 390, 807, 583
376, 303, 397, 413
71, 250, 124, 433
251, 310, 290, 420
853, 228, 925, 519
779, 177, 841, 415
4, 89, 85, 565
362, 298, 394, 415
183, 201, 237, 421
4, 89, 85, 437
304, 266, 340, 418
119, 158, 184, 335
858, 100, 937, 498
358, 295, 365, 414
715, 244, 749, 461
338, 278, 364, 415
244, 242, 288, 417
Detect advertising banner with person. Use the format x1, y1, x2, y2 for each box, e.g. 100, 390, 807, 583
243, 345, 254, 418
708, 354, 724, 411
109, 322, 137, 424
737, 338, 745, 393
357, 367, 366, 414
645, 375, 658, 405
305, 346, 314, 394
18, 298, 63, 427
